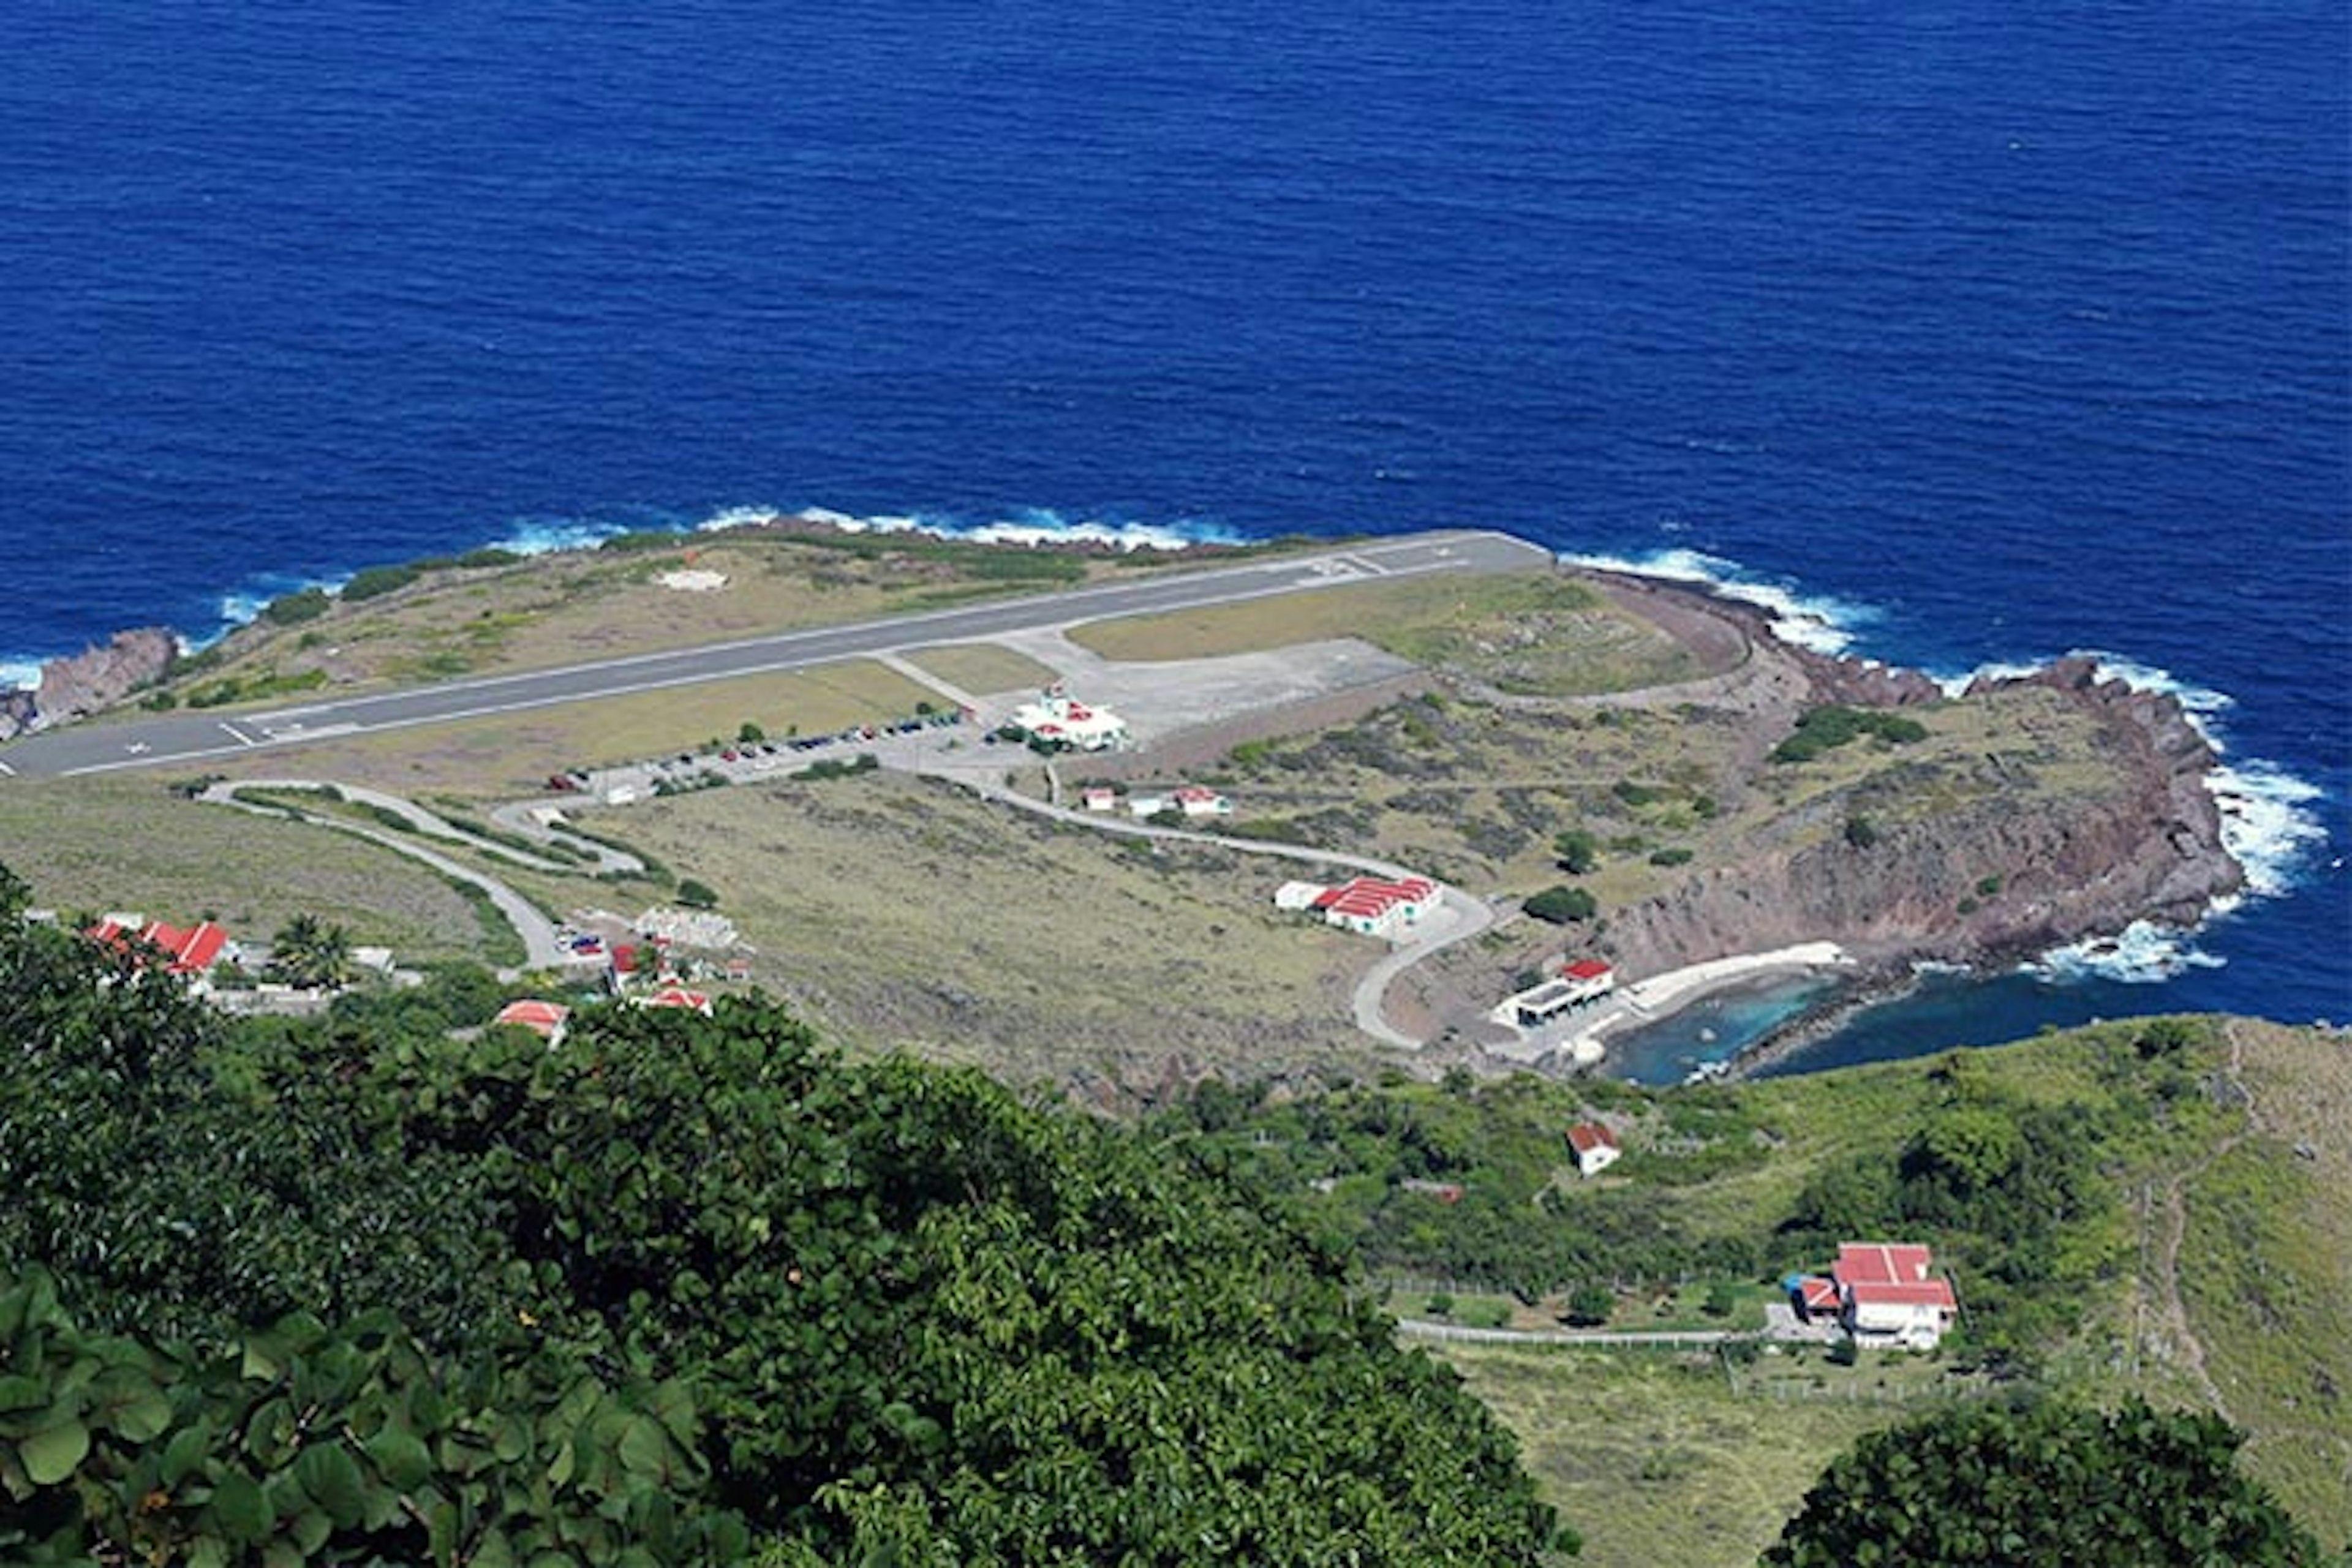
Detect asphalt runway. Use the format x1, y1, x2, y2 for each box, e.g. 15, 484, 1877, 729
0, 530, 1549, 781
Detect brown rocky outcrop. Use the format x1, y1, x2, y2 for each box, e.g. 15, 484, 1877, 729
1597, 652, 2242, 978
1, 628, 179, 737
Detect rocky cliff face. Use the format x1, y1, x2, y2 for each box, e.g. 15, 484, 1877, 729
1598, 652, 2241, 977
0, 628, 179, 739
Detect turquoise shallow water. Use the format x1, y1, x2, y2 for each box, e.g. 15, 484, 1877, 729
1598, 974, 1834, 1087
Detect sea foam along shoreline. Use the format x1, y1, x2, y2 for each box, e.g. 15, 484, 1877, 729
0, 502, 1250, 695
1571, 545, 2326, 977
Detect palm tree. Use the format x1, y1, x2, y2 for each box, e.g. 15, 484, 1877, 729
267, 913, 355, 990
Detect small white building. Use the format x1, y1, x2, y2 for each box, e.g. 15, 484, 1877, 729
1082, 786, 1118, 812
1128, 794, 1169, 819
1565, 1121, 1622, 1178
1171, 786, 1232, 819
1273, 881, 1330, 912
1558, 957, 1615, 1001
493, 998, 571, 1046
1008, 690, 1129, 752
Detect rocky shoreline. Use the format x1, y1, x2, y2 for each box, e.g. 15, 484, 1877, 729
0, 627, 179, 742
1572, 577, 2242, 982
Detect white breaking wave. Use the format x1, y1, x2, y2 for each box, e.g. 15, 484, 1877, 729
2208, 758, 2329, 899
1554, 545, 1877, 655
787, 503, 1240, 552
1936, 646, 2326, 903
1, 658, 45, 692
491, 518, 631, 556
2025, 921, 2228, 985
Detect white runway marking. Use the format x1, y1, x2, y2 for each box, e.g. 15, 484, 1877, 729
218, 722, 258, 747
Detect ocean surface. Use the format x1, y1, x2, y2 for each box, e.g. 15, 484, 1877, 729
5, 2, 2346, 1071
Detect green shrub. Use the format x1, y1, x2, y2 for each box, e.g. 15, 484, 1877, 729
676, 878, 720, 910
1551, 829, 1599, 874
339, 563, 424, 602
1525, 886, 1598, 924
260, 586, 331, 625
1772, 705, 1931, 764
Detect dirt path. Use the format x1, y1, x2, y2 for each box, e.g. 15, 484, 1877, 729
2140, 1021, 2258, 1422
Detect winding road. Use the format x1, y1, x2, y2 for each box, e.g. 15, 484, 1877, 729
948, 772, 1496, 1047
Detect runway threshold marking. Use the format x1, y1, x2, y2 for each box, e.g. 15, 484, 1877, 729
218, 722, 258, 747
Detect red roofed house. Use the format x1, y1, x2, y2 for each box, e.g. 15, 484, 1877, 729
492, 999, 570, 1045
1564, 1121, 1622, 1178
1170, 785, 1233, 819
89, 916, 235, 989
638, 986, 714, 1016
1833, 1242, 1958, 1349
1311, 875, 1440, 940
1082, 786, 1118, 813
1559, 957, 1616, 1003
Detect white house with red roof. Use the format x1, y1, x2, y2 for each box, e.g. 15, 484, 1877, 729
1564, 1121, 1622, 1178
1310, 875, 1439, 940
636, 986, 714, 1016
492, 998, 570, 1045
1170, 786, 1232, 819
89, 916, 236, 989
1830, 1242, 1958, 1349
1081, 786, 1118, 813
1559, 957, 1616, 1002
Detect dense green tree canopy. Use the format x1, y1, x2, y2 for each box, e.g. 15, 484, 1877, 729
1763, 1396, 2324, 1567
0, 864, 1559, 1564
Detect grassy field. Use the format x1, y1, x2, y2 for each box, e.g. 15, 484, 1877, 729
1172, 676, 2132, 956
1340, 1024, 2348, 1558
1436, 1344, 1959, 1568
581, 770, 1370, 1090
897, 641, 1060, 696
207, 660, 940, 797
0, 776, 492, 960
1069, 570, 1705, 695
2165, 1020, 2352, 1542
151, 529, 1317, 706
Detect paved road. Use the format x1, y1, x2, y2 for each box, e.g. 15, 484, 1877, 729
0, 530, 1550, 781
200, 780, 571, 971
1395, 1319, 1740, 1348
948, 771, 1496, 1048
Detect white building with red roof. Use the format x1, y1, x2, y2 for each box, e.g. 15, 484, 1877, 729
1564, 1121, 1622, 1178
492, 999, 571, 1045
1008, 690, 1128, 752
89, 916, 236, 988
1831, 1242, 1958, 1349
1559, 957, 1616, 1002
1310, 875, 1439, 940
637, 986, 714, 1015
1081, 786, 1118, 812
1170, 786, 1232, 819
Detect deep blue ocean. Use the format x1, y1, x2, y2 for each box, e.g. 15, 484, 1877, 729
5, 2, 2346, 1074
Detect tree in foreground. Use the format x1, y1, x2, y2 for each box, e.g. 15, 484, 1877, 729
0, 862, 1564, 1565
1763, 1395, 2325, 1567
